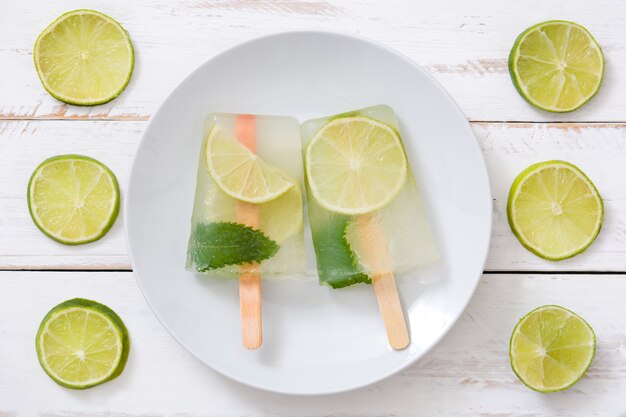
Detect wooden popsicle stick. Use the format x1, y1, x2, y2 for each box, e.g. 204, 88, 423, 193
372, 272, 409, 349
235, 114, 262, 350
353, 214, 410, 350
238, 262, 262, 349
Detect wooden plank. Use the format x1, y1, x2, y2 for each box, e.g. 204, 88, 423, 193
3, 120, 626, 271
478, 122, 626, 271
0, 120, 140, 269
2, 0, 625, 121
0, 271, 624, 416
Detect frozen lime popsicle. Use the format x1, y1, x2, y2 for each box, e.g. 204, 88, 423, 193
186, 113, 305, 348
301, 105, 438, 349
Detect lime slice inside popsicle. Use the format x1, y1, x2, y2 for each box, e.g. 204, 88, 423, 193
205, 126, 295, 204
305, 116, 408, 215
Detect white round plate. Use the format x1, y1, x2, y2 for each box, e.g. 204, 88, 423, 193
126, 31, 492, 395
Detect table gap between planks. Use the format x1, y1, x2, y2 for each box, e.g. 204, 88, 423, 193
2, 0, 626, 416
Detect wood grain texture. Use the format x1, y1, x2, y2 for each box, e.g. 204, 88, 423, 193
3, 0, 626, 122
3, 120, 626, 271
0, 271, 624, 416
478, 122, 626, 271
0, 120, 139, 269
4, 2, 626, 416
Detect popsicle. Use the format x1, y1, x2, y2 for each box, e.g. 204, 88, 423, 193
301, 105, 438, 349
186, 113, 305, 349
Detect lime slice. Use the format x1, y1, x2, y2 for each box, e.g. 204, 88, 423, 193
34, 9, 134, 105
259, 184, 303, 242
28, 155, 120, 245
205, 126, 295, 204
36, 298, 130, 390
507, 161, 603, 260
510, 305, 595, 392
509, 20, 604, 112
305, 116, 407, 215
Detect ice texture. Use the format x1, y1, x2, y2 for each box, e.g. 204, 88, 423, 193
186, 113, 305, 278
301, 105, 438, 288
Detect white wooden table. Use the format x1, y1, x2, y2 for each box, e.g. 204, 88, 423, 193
3, 1, 626, 415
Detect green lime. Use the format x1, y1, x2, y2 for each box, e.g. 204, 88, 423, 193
34, 9, 134, 105
36, 298, 130, 390
305, 116, 407, 215
510, 305, 595, 392
509, 20, 604, 112
507, 160, 603, 260
28, 155, 120, 245
205, 126, 295, 204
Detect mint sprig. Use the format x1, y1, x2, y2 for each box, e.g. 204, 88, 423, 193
189, 222, 279, 271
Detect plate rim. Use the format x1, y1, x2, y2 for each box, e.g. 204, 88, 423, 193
125, 29, 493, 395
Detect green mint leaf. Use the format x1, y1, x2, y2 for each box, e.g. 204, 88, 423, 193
311, 215, 371, 289
189, 222, 279, 271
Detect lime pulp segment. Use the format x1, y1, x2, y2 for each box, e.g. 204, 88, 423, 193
509, 20, 604, 112
34, 9, 134, 105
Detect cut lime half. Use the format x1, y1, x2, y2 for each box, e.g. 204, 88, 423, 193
34, 9, 134, 105
507, 160, 603, 260
36, 298, 130, 390
510, 305, 595, 392
509, 20, 604, 112
305, 116, 407, 215
28, 155, 120, 245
